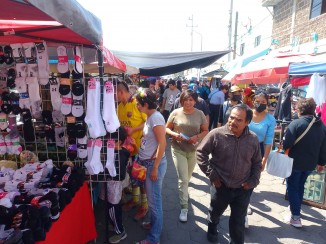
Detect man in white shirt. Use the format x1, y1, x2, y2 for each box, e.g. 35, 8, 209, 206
208, 85, 229, 130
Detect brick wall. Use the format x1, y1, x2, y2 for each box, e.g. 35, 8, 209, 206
272, 0, 326, 48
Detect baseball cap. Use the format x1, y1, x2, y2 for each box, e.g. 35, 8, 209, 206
243, 87, 252, 96
230, 85, 242, 93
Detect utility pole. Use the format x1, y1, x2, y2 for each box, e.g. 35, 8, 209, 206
233, 11, 238, 59
187, 14, 198, 52
228, 0, 234, 61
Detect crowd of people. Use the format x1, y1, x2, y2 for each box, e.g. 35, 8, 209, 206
103, 78, 326, 244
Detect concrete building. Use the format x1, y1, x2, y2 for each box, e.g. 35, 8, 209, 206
263, 0, 326, 54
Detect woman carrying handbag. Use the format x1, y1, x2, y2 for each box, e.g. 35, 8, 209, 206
283, 98, 326, 228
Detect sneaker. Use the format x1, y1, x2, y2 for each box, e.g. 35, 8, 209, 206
247, 206, 253, 215
109, 231, 127, 243
290, 217, 302, 228
141, 221, 152, 230
179, 209, 188, 222
134, 206, 148, 220
244, 216, 249, 229
122, 199, 139, 211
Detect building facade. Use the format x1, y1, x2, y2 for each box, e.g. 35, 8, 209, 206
263, 0, 326, 53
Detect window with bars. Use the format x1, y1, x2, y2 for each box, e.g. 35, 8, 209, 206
310, 0, 326, 19
240, 43, 245, 56
254, 35, 261, 47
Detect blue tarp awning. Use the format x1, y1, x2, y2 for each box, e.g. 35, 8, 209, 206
289, 62, 326, 76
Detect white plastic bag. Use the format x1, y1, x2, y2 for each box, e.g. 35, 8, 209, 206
267, 150, 293, 178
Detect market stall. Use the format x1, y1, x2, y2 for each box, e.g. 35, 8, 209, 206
0, 0, 126, 243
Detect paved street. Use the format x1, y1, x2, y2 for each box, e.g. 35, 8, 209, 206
93, 140, 326, 244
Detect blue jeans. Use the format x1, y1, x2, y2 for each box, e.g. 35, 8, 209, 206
286, 169, 312, 216
145, 156, 167, 243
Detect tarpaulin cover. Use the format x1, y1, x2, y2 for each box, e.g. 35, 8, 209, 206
0, 0, 126, 73
112, 50, 229, 76
289, 62, 326, 76
0, 0, 102, 45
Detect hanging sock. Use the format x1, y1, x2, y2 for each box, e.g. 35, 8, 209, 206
103, 79, 120, 133
73, 46, 83, 74
84, 77, 106, 138
57, 46, 69, 74
77, 136, 88, 159
49, 77, 62, 111
35, 42, 50, 85
106, 139, 116, 177
61, 91, 72, 115
23, 42, 38, 79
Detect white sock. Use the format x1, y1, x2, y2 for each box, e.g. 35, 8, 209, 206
73, 46, 83, 73
15, 77, 27, 93
77, 136, 88, 159
72, 94, 84, 118
85, 139, 95, 175
26, 77, 42, 117
23, 42, 38, 78
61, 91, 72, 115
57, 46, 69, 74
0, 134, 7, 155
106, 139, 116, 177
89, 138, 104, 174
16, 63, 27, 78
35, 42, 50, 85
16, 77, 30, 110
84, 78, 106, 138
10, 43, 26, 64
55, 126, 65, 147
4, 134, 12, 155
10, 135, 22, 155
103, 80, 120, 133
50, 79, 62, 111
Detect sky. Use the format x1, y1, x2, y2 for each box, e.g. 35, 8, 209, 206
76, 0, 268, 53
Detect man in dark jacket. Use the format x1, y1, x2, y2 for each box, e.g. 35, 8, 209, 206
283, 97, 326, 228
197, 104, 261, 244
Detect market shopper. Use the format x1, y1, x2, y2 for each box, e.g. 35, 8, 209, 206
246, 92, 276, 228
208, 85, 228, 130
116, 81, 149, 220
134, 88, 167, 244
101, 127, 130, 244
218, 85, 243, 127
172, 85, 210, 124
160, 79, 180, 122
166, 89, 208, 222
283, 97, 326, 228
197, 104, 261, 244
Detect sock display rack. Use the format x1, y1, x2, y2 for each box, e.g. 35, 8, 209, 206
0, 42, 125, 185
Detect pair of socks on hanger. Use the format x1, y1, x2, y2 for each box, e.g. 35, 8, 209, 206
84, 138, 103, 175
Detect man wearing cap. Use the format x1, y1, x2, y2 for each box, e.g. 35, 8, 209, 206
208, 85, 229, 130
161, 79, 180, 122
218, 85, 243, 127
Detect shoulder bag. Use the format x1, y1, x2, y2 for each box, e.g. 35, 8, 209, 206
267, 117, 316, 178
131, 150, 157, 185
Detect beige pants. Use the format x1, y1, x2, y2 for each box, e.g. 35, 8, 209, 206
171, 147, 196, 209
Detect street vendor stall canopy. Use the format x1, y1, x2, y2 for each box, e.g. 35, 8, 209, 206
112, 50, 229, 76
0, 0, 126, 73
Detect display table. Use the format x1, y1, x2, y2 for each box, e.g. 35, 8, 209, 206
37, 182, 97, 244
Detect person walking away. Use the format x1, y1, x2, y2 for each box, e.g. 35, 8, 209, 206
246, 92, 276, 227
218, 85, 243, 127
199, 81, 211, 101
102, 127, 130, 244
197, 104, 261, 244
208, 85, 229, 130
283, 97, 326, 228
134, 88, 167, 244
116, 81, 148, 220
166, 89, 208, 222
160, 79, 180, 122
